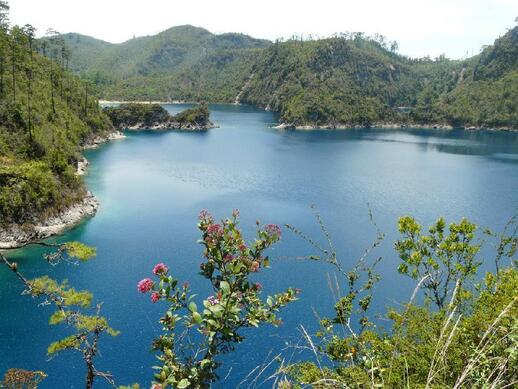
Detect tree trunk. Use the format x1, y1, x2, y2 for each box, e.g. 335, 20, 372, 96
84, 84, 88, 117
11, 45, 15, 103
50, 61, 55, 114
0, 56, 4, 96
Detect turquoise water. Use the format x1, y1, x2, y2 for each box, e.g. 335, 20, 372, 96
1, 104, 517, 387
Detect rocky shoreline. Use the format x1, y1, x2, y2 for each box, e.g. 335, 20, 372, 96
83, 130, 126, 150
124, 121, 217, 131
0, 129, 124, 250
273, 122, 517, 131
0, 192, 99, 249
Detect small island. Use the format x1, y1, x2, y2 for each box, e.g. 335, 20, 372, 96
103, 103, 217, 131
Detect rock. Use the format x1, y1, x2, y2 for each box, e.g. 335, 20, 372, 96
0, 192, 99, 249
76, 156, 89, 176
83, 130, 125, 150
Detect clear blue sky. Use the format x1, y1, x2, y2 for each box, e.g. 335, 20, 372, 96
8, 0, 518, 59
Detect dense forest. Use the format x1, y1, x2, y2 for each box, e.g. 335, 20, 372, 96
0, 1, 112, 226
55, 24, 518, 129
57, 27, 269, 102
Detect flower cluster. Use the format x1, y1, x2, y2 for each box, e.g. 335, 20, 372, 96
265, 224, 282, 240
206, 223, 224, 238
137, 262, 186, 304
153, 263, 168, 275
137, 278, 154, 293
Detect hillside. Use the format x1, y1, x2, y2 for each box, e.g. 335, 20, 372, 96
57, 24, 517, 129
239, 36, 420, 126
431, 26, 518, 129
0, 20, 112, 228
54, 26, 270, 102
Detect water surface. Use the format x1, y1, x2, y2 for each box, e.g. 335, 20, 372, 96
1, 104, 517, 387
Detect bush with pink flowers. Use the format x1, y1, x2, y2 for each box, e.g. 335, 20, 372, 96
137, 210, 299, 388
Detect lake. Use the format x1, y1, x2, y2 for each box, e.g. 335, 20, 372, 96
1, 104, 517, 388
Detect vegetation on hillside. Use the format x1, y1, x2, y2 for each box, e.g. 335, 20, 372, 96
61, 23, 518, 129
103, 102, 213, 129
48, 26, 270, 102
0, 1, 111, 226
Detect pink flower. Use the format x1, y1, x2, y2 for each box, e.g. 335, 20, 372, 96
232, 209, 240, 218
223, 253, 233, 262
254, 282, 263, 291
207, 295, 220, 305
265, 224, 282, 240
151, 292, 160, 303
183, 281, 190, 289
137, 278, 154, 293
206, 223, 224, 237
199, 209, 213, 223
153, 263, 168, 275
151, 384, 162, 389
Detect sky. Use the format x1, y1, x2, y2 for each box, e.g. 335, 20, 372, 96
7, 0, 518, 59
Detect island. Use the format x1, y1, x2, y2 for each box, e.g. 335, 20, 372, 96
103, 103, 217, 131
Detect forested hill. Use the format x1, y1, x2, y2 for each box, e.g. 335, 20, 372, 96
55, 26, 270, 102
239, 35, 419, 126
57, 23, 517, 129
0, 4, 112, 226
432, 26, 518, 129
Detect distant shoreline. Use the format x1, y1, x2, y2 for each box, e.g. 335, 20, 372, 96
273, 122, 518, 132
99, 99, 195, 105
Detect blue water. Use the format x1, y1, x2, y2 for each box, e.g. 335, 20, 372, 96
1, 104, 517, 388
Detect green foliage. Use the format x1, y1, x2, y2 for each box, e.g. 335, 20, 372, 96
172, 102, 210, 125
395, 216, 481, 308
52, 26, 269, 103
103, 102, 212, 129
63, 24, 518, 129
0, 11, 112, 225
1, 368, 47, 389
284, 217, 517, 389
139, 210, 298, 388
28, 276, 93, 307
62, 241, 96, 261
103, 103, 171, 128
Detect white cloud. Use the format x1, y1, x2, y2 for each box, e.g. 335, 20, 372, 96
7, 0, 518, 58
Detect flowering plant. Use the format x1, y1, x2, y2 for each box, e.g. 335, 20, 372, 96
137, 210, 299, 388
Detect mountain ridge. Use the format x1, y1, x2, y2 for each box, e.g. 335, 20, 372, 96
51, 24, 518, 129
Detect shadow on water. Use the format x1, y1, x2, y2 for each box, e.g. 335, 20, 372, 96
275, 126, 518, 161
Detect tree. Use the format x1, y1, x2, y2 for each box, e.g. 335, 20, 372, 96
390, 40, 399, 53
395, 217, 481, 308
0, 1, 9, 97
9, 25, 27, 103
0, 242, 119, 389
23, 24, 36, 139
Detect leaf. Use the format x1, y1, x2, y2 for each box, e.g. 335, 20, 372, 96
220, 280, 230, 293
188, 302, 198, 312
192, 311, 202, 324
177, 378, 190, 388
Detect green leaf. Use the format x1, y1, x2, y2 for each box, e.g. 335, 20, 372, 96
177, 378, 190, 388
188, 302, 198, 312
220, 280, 230, 293
192, 311, 202, 324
